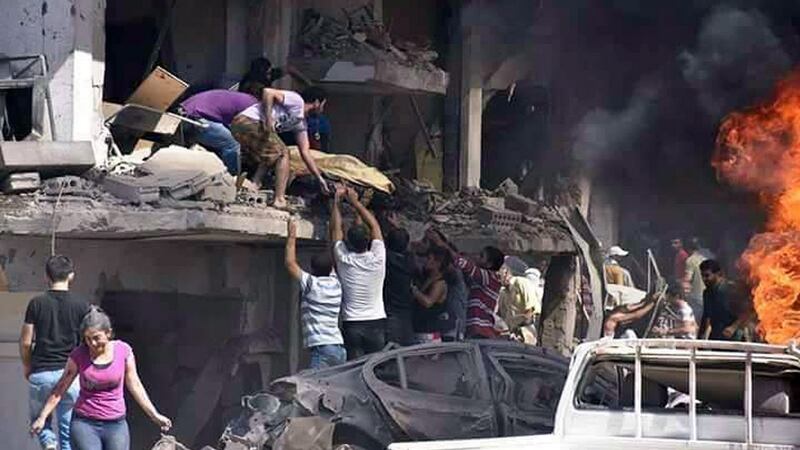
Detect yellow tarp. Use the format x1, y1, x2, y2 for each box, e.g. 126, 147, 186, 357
288, 147, 395, 193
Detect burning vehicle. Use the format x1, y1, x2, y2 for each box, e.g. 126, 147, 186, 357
217, 340, 570, 450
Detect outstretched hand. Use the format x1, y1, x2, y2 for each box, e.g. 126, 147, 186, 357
287, 218, 297, 238
317, 176, 332, 196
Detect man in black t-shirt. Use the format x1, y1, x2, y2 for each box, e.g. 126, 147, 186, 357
20, 255, 89, 450
699, 259, 738, 341
383, 226, 418, 346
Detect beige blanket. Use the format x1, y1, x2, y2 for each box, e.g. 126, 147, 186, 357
287, 147, 394, 194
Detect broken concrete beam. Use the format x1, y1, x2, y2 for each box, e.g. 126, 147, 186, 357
496, 178, 519, 196
480, 196, 505, 210
200, 176, 236, 204
2, 172, 40, 193
477, 205, 522, 230
504, 193, 540, 216
102, 175, 160, 204
154, 170, 216, 200
0, 141, 95, 176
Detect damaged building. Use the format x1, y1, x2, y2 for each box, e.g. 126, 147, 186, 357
0, 1, 615, 448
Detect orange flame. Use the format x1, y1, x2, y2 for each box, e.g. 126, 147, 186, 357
714, 69, 800, 344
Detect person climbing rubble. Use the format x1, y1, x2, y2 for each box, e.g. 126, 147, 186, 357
179, 57, 283, 176
284, 218, 346, 369
231, 86, 331, 208
426, 229, 504, 339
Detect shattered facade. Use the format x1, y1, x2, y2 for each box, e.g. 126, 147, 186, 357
0, 1, 613, 448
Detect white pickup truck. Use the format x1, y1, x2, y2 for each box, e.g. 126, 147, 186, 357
389, 339, 800, 450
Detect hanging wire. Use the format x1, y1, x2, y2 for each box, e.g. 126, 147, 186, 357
50, 183, 65, 256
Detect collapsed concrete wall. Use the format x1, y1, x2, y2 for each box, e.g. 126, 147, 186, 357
0, 235, 314, 448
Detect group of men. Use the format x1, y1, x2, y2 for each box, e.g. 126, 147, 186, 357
284, 186, 544, 369
603, 237, 756, 342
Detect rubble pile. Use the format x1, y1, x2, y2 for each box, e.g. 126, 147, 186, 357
390, 178, 571, 251
297, 7, 440, 70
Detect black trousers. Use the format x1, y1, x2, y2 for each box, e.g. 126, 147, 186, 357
386, 312, 415, 346
343, 319, 387, 360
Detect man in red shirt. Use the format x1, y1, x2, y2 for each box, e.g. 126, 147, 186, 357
427, 229, 504, 339
672, 238, 689, 286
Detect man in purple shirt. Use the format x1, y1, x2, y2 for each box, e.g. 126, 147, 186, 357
180, 90, 259, 174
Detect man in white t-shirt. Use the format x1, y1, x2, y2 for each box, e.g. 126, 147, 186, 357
330, 186, 387, 360
284, 219, 345, 369
231, 87, 330, 208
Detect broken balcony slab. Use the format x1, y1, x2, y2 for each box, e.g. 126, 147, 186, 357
290, 57, 448, 95
448, 229, 575, 255
0, 141, 95, 176
2, 172, 41, 193
0, 195, 326, 244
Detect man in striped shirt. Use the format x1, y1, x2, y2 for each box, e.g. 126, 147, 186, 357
285, 219, 346, 369
427, 230, 505, 339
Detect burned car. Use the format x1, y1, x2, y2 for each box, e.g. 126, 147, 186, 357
219, 340, 569, 450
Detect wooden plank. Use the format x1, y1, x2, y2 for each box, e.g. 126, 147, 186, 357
127, 66, 188, 112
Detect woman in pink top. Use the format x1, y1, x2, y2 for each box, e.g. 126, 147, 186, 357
31, 308, 171, 449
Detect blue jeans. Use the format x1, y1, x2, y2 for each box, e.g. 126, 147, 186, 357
309, 344, 346, 369
29, 369, 80, 450
70, 416, 129, 450
195, 119, 241, 175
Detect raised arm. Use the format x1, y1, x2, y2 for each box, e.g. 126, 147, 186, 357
19, 323, 33, 380
30, 359, 79, 435
285, 219, 302, 280
346, 188, 382, 241
330, 187, 344, 243
125, 353, 172, 431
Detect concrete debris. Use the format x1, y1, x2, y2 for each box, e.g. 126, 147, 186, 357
200, 175, 237, 204
480, 196, 505, 210
388, 178, 572, 253
42, 176, 100, 198
238, 190, 272, 207
156, 170, 216, 200
2, 172, 40, 193
298, 8, 441, 71
477, 205, 522, 230
102, 174, 160, 204
0, 141, 95, 176
495, 178, 519, 196
504, 192, 540, 216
